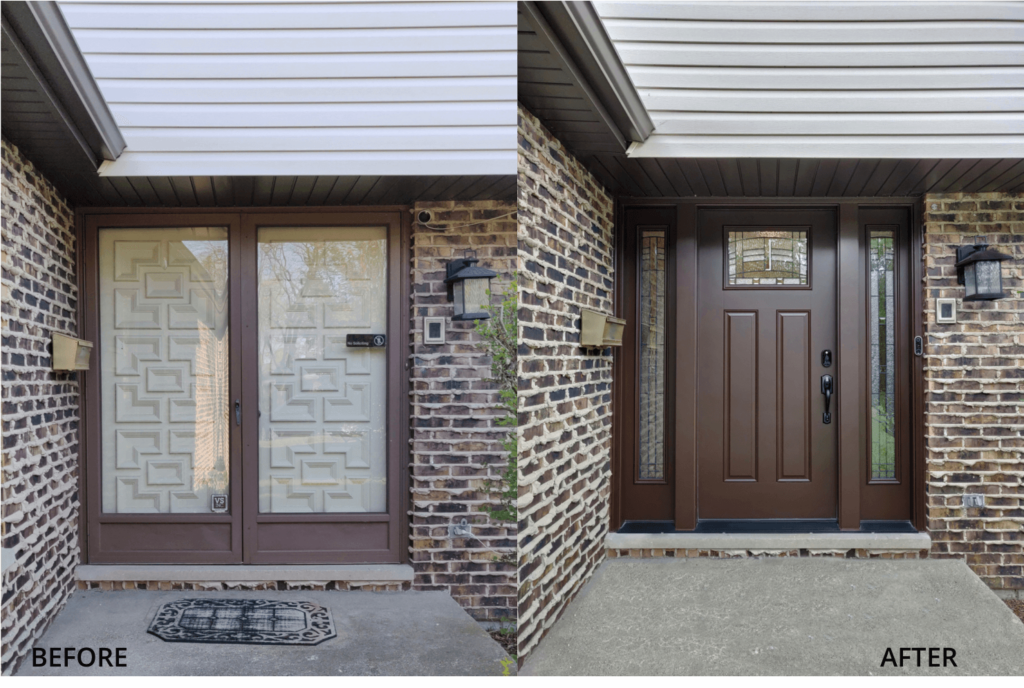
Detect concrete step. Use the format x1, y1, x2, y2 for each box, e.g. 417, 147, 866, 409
76, 564, 414, 591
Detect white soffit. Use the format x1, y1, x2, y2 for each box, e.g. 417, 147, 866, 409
593, 1, 1024, 159
59, 1, 517, 177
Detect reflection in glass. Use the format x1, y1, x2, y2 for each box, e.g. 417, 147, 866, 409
257, 227, 387, 513
870, 230, 896, 480
639, 231, 666, 480
99, 227, 230, 513
727, 230, 808, 285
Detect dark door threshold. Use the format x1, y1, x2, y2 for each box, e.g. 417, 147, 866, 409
617, 519, 917, 535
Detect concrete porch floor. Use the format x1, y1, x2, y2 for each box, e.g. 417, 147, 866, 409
16, 589, 513, 676
522, 558, 1024, 676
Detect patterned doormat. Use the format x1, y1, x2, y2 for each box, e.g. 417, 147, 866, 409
148, 599, 336, 645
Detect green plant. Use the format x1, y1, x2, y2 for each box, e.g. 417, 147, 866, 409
475, 275, 518, 526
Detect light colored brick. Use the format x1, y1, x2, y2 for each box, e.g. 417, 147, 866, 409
517, 104, 615, 660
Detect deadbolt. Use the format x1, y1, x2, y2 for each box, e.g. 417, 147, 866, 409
821, 349, 832, 368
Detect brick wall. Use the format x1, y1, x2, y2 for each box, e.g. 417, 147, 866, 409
922, 192, 1024, 597
1, 139, 81, 674
517, 104, 615, 659
408, 200, 517, 625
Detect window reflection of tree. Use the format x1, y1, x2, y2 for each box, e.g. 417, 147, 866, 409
177, 236, 229, 498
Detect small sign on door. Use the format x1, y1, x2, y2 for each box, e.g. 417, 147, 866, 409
346, 334, 386, 348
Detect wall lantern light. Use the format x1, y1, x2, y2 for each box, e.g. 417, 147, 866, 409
955, 241, 1014, 301
445, 253, 497, 321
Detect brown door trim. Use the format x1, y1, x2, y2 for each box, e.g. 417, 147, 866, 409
78, 208, 410, 564
837, 203, 863, 530
613, 198, 924, 534
674, 203, 698, 530
911, 199, 927, 532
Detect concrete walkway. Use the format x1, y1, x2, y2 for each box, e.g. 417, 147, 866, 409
522, 557, 1024, 676
17, 590, 513, 676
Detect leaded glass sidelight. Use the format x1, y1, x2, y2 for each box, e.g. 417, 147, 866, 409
639, 230, 666, 480
869, 230, 897, 480
727, 230, 808, 286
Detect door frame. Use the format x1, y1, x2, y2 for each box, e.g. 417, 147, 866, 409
611, 198, 926, 533
76, 206, 412, 564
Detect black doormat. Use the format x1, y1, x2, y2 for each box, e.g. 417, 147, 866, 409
148, 599, 336, 646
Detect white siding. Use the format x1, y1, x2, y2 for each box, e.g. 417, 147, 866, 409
59, 2, 517, 177
594, 2, 1024, 158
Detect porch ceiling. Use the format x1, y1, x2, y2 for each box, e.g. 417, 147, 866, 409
579, 156, 1024, 198
52, 173, 517, 208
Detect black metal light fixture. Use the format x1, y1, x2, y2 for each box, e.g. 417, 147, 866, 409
445, 252, 497, 321
955, 241, 1014, 301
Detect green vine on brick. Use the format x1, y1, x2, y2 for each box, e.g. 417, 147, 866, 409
475, 275, 518, 526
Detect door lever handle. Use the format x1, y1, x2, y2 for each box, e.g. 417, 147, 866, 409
821, 375, 833, 425
235, 399, 241, 426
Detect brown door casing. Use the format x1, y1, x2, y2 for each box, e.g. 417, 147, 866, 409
613, 201, 918, 531
81, 209, 408, 564
696, 208, 837, 519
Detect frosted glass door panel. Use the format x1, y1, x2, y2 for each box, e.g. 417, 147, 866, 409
99, 228, 230, 513
257, 227, 387, 514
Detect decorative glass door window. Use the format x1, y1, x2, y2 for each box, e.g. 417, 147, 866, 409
639, 230, 666, 481
727, 230, 808, 286
869, 229, 897, 480
98, 228, 230, 513
257, 227, 388, 513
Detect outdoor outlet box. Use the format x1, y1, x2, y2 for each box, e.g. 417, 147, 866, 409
964, 494, 984, 508
448, 518, 471, 538
580, 309, 626, 348
52, 333, 93, 371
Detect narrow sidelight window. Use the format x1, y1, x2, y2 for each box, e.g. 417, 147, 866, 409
639, 230, 666, 480
869, 229, 897, 480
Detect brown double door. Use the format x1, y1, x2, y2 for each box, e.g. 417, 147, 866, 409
696, 208, 837, 519
82, 211, 405, 564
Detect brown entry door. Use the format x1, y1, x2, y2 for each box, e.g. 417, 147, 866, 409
83, 211, 404, 564
697, 208, 837, 519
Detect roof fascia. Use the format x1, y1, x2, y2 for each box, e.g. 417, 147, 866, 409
3, 1, 125, 161
540, 1, 654, 143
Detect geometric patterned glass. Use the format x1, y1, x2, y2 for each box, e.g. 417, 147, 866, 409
257, 227, 387, 513
869, 230, 897, 480
727, 230, 808, 285
99, 228, 230, 513
639, 230, 666, 480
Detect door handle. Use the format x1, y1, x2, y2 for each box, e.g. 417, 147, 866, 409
235, 399, 241, 426
820, 375, 833, 425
